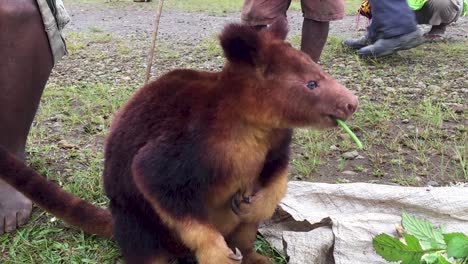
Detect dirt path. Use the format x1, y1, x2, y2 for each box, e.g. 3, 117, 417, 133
65, 4, 468, 43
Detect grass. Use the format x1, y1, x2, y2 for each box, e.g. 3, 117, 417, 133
2, 1, 468, 263
66, 31, 115, 54
255, 235, 288, 264
1, 224, 119, 264
65, 0, 363, 15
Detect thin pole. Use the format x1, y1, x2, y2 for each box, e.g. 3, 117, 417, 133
144, 0, 165, 85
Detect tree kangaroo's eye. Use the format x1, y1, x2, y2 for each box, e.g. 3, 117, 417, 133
307, 81, 318, 90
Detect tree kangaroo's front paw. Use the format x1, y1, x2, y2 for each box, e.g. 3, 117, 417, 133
231, 192, 274, 222
197, 243, 243, 264
231, 190, 253, 215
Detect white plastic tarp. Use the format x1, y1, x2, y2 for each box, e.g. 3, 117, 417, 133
260, 181, 468, 264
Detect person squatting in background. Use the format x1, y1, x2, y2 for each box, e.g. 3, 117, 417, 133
343, 0, 466, 57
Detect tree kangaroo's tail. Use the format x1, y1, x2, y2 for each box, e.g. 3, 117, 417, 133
0, 146, 113, 238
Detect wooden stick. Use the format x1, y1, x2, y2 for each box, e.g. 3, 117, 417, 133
144, 0, 165, 85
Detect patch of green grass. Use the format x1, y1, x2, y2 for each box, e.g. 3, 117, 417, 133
321, 35, 349, 60
372, 168, 384, 178
116, 42, 132, 55
345, 0, 364, 15
391, 175, 420, 186
196, 35, 223, 57
291, 128, 336, 177
255, 235, 288, 264
89, 26, 104, 33
336, 177, 351, 183
66, 32, 88, 54
64, 30, 115, 54
354, 164, 366, 172
90, 33, 113, 44
411, 98, 454, 128
454, 146, 467, 179
1, 223, 120, 264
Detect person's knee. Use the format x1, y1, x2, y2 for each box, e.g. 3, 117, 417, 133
0, 0, 41, 26
427, 0, 452, 11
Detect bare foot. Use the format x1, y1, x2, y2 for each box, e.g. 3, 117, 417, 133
0, 179, 32, 235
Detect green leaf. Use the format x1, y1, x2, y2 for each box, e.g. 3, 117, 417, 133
444, 233, 468, 246
422, 253, 439, 263
406, 234, 423, 250
421, 253, 454, 264
402, 211, 446, 250
373, 233, 424, 264
437, 254, 454, 264
447, 235, 468, 258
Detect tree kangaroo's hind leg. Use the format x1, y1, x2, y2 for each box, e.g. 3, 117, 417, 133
111, 205, 171, 264
124, 254, 171, 264
226, 222, 272, 264
131, 142, 242, 264
228, 158, 289, 264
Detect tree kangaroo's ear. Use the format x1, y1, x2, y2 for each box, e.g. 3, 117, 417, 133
267, 16, 289, 40
219, 23, 261, 66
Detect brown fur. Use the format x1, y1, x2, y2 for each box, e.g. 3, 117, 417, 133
227, 223, 271, 264
0, 147, 112, 237
0, 18, 357, 263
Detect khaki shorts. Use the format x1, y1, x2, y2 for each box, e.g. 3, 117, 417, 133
36, 0, 70, 65
241, 0, 345, 25
414, 0, 462, 25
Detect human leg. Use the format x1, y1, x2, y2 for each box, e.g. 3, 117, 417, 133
300, 0, 345, 62
426, 24, 448, 37
241, 0, 291, 27
300, 20, 330, 62
0, 0, 54, 234
415, 0, 461, 25
415, 0, 461, 38
367, 0, 419, 39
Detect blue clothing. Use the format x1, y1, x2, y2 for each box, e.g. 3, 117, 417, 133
368, 0, 418, 39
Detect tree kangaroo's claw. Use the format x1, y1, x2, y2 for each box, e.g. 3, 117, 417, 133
229, 247, 243, 261
242, 195, 252, 204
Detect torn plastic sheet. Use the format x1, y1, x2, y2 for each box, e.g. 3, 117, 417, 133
259, 181, 468, 264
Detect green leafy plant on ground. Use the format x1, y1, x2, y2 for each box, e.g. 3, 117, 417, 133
255, 234, 288, 264
373, 211, 468, 264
